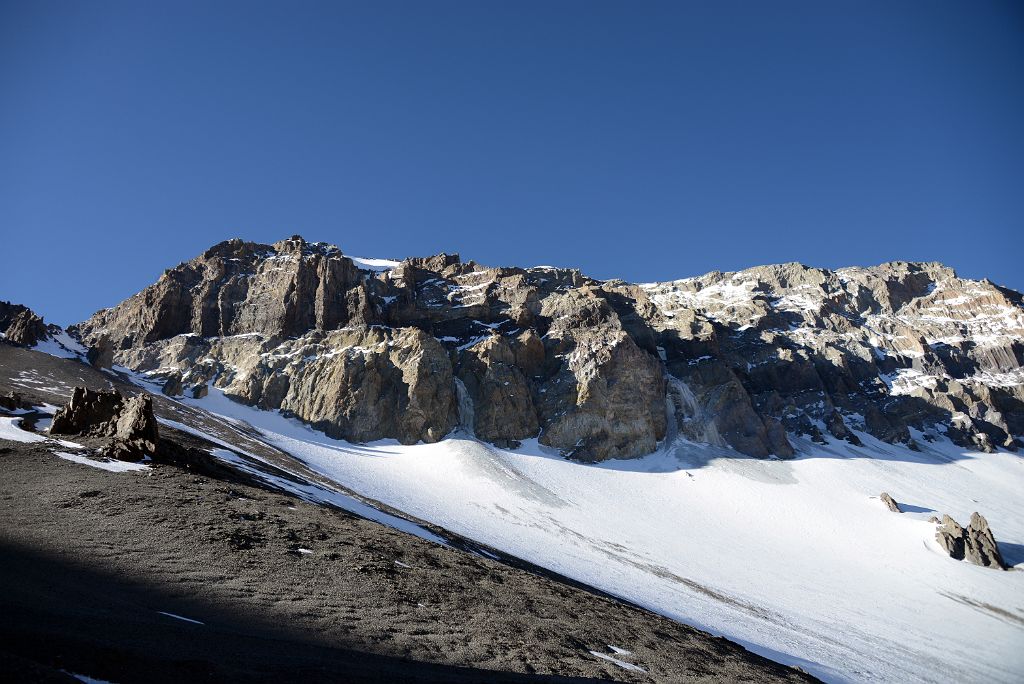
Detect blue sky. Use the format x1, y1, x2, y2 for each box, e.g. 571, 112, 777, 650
2, 1, 1022, 326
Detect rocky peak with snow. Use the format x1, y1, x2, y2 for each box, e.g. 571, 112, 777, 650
644, 260, 1024, 453
68, 237, 1024, 460
0, 301, 50, 347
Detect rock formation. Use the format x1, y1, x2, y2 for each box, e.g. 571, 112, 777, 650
644, 261, 1024, 453
86, 334, 114, 369
50, 387, 159, 461
68, 236, 1023, 461
0, 301, 48, 347
935, 513, 1008, 570
0, 391, 31, 412
879, 492, 901, 513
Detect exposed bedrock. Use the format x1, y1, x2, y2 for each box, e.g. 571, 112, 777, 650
69, 237, 1023, 460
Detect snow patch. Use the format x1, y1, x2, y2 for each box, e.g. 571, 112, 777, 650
0, 417, 48, 443
54, 451, 151, 473
32, 330, 88, 359
349, 256, 400, 272
156, 611, 204, 625
589, 650, 647, 673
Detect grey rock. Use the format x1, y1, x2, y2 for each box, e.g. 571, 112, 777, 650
457, 335, 539, 443
827, 410, 863, 446
935, 512, 1007, 570
86, 334, 114, 369
0, 391, 30, 411
161, 372, 183, 397
222, 326, 458, 445
879, 492, 901, 513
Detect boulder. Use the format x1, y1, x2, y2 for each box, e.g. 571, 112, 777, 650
50, 387, 159, 461
879, 492, 901, 513
86, 335, 115, 369
0, 391, 30, 411
50, 387, 124, 435
935, 513, 1007, 570
826, 410, 863, 446
161, 372, 184, 397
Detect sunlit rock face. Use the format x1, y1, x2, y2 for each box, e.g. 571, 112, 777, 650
644, 261, 1024, 453
73, 237, 1024, 459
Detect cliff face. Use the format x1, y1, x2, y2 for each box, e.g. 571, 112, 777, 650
643, 261, 1024, 453
72, 236, 1024, 459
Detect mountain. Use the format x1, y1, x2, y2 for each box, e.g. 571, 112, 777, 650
72, 235, 1023, 458
3, 236, 1023, 683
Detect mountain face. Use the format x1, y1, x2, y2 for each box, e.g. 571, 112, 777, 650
71, 235, 1024, 460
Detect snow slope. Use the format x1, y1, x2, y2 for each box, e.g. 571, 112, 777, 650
177, 387, 1024, 684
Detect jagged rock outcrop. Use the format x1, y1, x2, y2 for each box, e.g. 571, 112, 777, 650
76, 237, 670, 460
645, 261, 1024, 453
0, 301, 49, 347
50, 387, 159, 461
86, 334, 114, 369
75, 236, 373, 346
934, 513, 1007, 570
69, 237, 1024, 461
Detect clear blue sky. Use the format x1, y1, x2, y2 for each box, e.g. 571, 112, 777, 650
2, 1, 1022, 326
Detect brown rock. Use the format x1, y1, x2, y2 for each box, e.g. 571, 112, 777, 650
67, 237, 1024, 462
51, 387, 159, 461
457, 335, 539, 443
1, 304, 48, 347
231, 327, 456, 444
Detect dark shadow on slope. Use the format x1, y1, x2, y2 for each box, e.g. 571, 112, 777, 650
996, 541, 1024, 569
0, 541, 611, 684
897, 503, 936, 515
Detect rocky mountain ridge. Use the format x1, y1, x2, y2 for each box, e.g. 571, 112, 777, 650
64, 235, 1024, 461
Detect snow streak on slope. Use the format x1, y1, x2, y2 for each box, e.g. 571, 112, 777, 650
178, 387, 1024, 684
